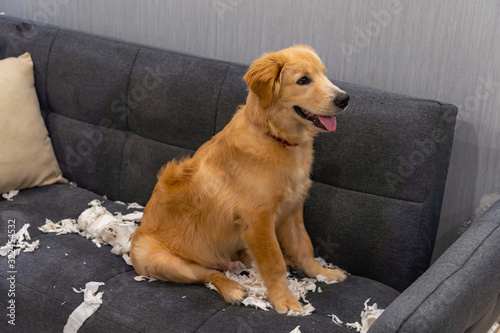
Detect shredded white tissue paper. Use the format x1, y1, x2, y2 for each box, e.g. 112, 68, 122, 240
121, 211, 143, 222
289, 325, 301, 333
287, 303, 315, 317
134, 275, 158, 282
330, 298, 385, 333
0, 223, 39, 259
127, 202, 144, 210
63, 281, 105, 333
122, 253, 133, 266
328, 314, 344, 326
316, 273, 338, 284
39, 218, 80, 235
203, 258, 346, 316
39, 200, 142, 261
37, 200, 388, 328
2, 190, 19, 201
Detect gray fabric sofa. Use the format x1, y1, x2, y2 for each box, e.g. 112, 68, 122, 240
1, 15, 499, 332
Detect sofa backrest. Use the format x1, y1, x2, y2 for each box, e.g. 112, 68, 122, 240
0, 16, 457, 292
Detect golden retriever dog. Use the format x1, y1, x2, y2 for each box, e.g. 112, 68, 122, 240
130, 45, 349, 314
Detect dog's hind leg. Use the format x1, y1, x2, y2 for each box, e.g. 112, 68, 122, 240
130, 232, 246, 304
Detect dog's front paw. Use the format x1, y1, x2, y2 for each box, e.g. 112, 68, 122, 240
318, 268, 347, 283
271, 294, 303, 314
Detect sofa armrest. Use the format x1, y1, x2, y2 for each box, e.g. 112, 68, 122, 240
369, 200, 500, 333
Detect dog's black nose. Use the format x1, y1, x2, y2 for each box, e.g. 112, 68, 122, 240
334, 93, 350, 109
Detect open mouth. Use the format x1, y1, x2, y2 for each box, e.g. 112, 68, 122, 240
294, 106, 337, 132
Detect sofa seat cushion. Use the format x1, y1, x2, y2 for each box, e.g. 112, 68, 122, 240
0, 184, 400, 332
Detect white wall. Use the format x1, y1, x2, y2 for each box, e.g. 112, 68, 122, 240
2, 0, 499, 259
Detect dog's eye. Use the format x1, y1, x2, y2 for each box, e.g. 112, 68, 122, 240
297, 76, 310, 85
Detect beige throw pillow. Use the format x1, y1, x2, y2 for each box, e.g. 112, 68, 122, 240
0, 52, 66, 193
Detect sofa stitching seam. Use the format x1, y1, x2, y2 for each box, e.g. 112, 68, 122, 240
44, 28, 60, 112
118, 47, 141, 200
312, 180, 424, 205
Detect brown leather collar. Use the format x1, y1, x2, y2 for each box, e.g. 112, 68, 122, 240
267, 133, 299, 147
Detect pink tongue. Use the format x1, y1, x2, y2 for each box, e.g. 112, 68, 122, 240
318, 116, 337, 131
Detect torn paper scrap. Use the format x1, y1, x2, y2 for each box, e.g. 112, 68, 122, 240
360, 299, 385, 332
20, 239, 40, 252
287, 303, 315, 317
346, 299, 385, 333
120, 211, 143, 222
289, 325, 301, 333
127, 202, 144, 210
122, 253, 133, 266
315, 256, 336, 268
134, 275, 158, 282
0, 223, 39, 259
2, 190, 19, 201
316, 274, 338, 284
205, 281, 217, 290
39, 218, 79, 235
63, 281, 105, 333
328, 314, 344, 326
346, 321, 363, 331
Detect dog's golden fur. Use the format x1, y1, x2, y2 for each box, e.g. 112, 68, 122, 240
130, 45, 348, 314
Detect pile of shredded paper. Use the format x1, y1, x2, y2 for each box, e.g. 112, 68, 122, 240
1, 195, 386, 332
204, 257, 342, 316
205, 260, 384, 331
39, 199, 142, 265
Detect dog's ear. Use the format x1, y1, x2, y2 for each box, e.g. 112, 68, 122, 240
244, 52, 285, 108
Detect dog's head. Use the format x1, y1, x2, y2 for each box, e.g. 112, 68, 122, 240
244, 45, 349, 135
